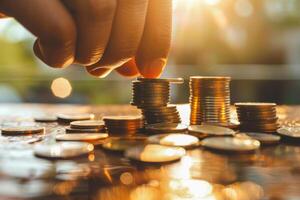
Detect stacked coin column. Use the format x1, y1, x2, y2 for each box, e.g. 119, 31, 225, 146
189, 76, 231, 125
131, 79, 182, 125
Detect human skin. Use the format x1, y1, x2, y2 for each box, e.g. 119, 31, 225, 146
0, 0, 172, 78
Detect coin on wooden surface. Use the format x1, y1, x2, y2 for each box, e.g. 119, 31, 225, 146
57, 113, 95, 123
70, 120, 105, 129
202, 137, 260, 152
0, 159, 55, 179
102, 137, 147, 152
34, 116, 57, 123
237, 132, 280, 144
34, 142, 94, 159
188, 125, 235, 138
56, 133, 108, 141
125, 144, 186, 163
277, 127, 300, 138
1, 126, 45, 136
65, 127, 104, 134
147, 133, 199, 148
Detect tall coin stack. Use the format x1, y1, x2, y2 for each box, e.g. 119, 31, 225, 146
235, 103, 279, 133
131, 78, 184, 125
190, 76, 231, 125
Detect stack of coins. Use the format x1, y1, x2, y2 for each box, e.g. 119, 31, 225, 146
131, 78, 183, 125
190, 76, 231, 125
103, 116, 144, 136
235, 103, 279, 133
141, 105, 181, 124
66, 120, 106, 133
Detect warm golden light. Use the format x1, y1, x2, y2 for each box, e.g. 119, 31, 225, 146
51, 77, 72, 98
120, 172, 134, 185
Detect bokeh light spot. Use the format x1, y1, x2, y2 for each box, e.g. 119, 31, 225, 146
51, 77, 72, 98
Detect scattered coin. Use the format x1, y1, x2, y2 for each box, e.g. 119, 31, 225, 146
103, 116, 144, 136
202, 122, 240, 130
201, 137, 260, 152
65, 127, 104, 134
188, 125, 235, 138
237, 132, 281, 144
277, 126, 300, 139
235, 102, 279, 133
147, 133, 199, 148
190, 76, 231, 125
34, 142, 94, 159
125, 144, 186, 163
70, 120, 105, 130
145, 123, 188, 134
102, 137, 147, 152
1, 126, 45, 136
34, 116, 57, 123
0, 159, 55, 179
57, 113, 95, 124
56, 133, 108, 142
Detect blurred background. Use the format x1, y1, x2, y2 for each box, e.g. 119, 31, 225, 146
0, 0, 300, 105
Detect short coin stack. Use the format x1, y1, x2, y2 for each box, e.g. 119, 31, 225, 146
190, 76, 231, 125
103, 116, 144, 136
66, 120, 106, 133
235, 103, 279, 133
131, 78, 183, 125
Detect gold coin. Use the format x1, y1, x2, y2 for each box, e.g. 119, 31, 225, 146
34, 142, 94, 158
125, 144, 186, 163
148, 133, 199, 148
188, 125, 235, 137
102, 137, 147, 152
70, 120, 105, 129
202, 137, 260, 152
1, 126, 45, 136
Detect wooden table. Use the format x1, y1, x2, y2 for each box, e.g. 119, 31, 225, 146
0, 104, 299, 200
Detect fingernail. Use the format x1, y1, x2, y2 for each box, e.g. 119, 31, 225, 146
139, 58, 166, 78
86, 67, 113, 78
37, 40, 73, 68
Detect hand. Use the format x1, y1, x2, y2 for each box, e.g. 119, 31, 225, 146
0, 0, 172, 78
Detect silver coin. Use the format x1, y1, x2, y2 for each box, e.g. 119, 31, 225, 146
34, 142, 94, 158
237, 132, 280, 144
0, 159, 55, 179
125, 144, 186, 163
202, 137, 260, 152
147, 133, 199, 148
277, 127, 300, 138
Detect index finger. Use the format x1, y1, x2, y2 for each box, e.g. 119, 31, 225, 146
135, 0, 172, 78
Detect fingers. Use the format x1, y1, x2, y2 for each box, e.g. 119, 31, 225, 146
0, 0, 76, 68
115, 59, 140, 77
136, 0, 172, 78
87, 0, 148, 76
62, 0, 116, 65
